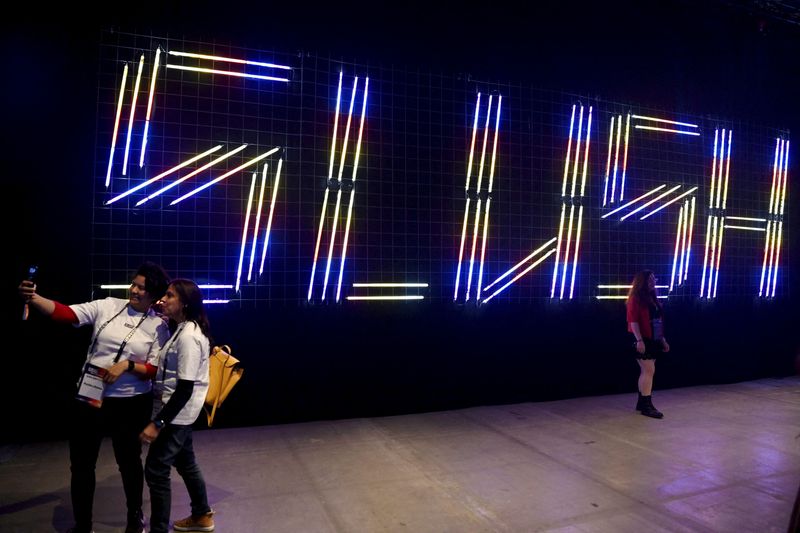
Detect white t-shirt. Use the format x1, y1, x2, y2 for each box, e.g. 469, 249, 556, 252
70, 297, 170, 398
152, 320, 210, 425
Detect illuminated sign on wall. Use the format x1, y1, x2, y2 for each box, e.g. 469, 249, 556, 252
93, 32, 789, 305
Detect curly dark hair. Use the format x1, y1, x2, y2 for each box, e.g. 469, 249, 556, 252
135, 261, 170, 301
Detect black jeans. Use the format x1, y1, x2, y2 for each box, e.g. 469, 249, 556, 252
69, 393, 152, 530
145, 424, 211, 533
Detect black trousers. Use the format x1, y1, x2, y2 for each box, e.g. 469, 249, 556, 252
69, 393, 152, 529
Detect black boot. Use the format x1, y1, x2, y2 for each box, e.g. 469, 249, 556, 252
635, 393, 646, 411
639, 395, 663, 419
124, 509, 144, 533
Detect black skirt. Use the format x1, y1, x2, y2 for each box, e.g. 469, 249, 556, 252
631, 338, 663, 360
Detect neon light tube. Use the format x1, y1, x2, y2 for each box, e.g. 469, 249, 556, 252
235, 173, 257, 292
550, 204, 566, 298
700, 215, 712, 297
601, 184, 667, 219
727, 216, 767, 222
476, 95, 502, 301
619, 113, 631, 201
709, 129, 719, 208
170, 147, 279, 205
247, 165, 268, 282
631, 115, 698, 128
677, 200, 689, 286
453, 93, 482, 301
101, 284, 233, 290
610, 114, 622, 203
353, 283, 428, 288
259, 158, 283, 275
136, 144, 247, 206
771, 141, 789, 297
713, 219, 725, 297
308, 72, 343, 301
569, 106, 585, 198
346, 295, 424, 301
322, 77, 359, 300
336, 78, 369, 302
603, 116, 615, 206
715, 129, 726, 208
596, 285, 669, 289
721, 129, 732, 209
483, 238, 557, 293
165, 64, 289, 82
167, 50, 292, 70
569, 107, 592, 299
633, 125, 700, 136
203, 300, 230, 304
561, 105, 577, 197
485, 249, 556, 304
123, 54, 145, 176
560, 204, 576, 300
140, 47, 161, 168
597, 295, 669, 300
619, 184, 682, 221
466, 95, 494, 301
723, 225, 765, 231
639, 187, 698, 220
706, 216, 718, 298
759, 138, 781, 296
764, 139, 785, 296
683, 196, 695, 281
105, 63, 129, 187
669, 205, 684, 292
107, 145, 222, 205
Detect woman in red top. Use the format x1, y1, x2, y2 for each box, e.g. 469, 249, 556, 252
626, 270, 670, 418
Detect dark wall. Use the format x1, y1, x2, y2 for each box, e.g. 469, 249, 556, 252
4, 1, 798, 440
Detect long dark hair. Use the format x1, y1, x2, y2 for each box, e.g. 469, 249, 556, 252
627, 269, 659, 308
168, 278, 212, 344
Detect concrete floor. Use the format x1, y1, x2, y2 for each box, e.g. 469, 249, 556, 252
1, 376, 799, 533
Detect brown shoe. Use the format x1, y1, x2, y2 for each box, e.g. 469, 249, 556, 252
172, 511, 215, 532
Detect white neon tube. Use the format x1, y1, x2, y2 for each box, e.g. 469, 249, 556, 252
601, 184, 667, 219
102, 284, 233, 290
700, 214, 712, 297
308, 72, 343, 301
619, 185, 682, 221
727, 216, 767, 222
167, 50, 292, 70
759, 138, 781, 296
634, 125, 700, 136
724, 225, 765, 231
619, 113, 631, 202
715, 129, 726, 208
322, 77, 359, 300
171, 147, 279, 205
683, 198, 695, 282
260, 158, 284, 275
346, 295, 424, 301
639, 187, 698, 220
235, 173, 257, 292
336, 78, 369, 302
123, 54, 145, 176
484, 249, 556, 304
706, 216, 718, 298
353, 283, 428, 288
597, 295, 669, 300
603, 116, 615, 206
136, 144, 247, 206
140, 47, 161, 168
106, 63, 129, 188
677, 200, 689, 286
669, 205, 684, 292
165, 64, 289, 82
550, 204, 566, 298
466, 95, 493, 301
454, 93, 482, 301
610, 114, 622, 203
721, 129, 732, 209
247, 165, 268, 282
203, 300, 230, 304
764, 139, 785, 296
596, 285, 669, 289
476, 95, 502, 301
107, 145, 222, 205
631, 115, 698, 128
561, 105, 576, 197
770, 141, 789, 297
483, 238, 557, 293
713, 219, 725, 297
570, 107, 592, 299
709, 129, 719, 208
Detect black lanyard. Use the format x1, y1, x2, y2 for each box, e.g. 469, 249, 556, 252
87, 303, 151, 363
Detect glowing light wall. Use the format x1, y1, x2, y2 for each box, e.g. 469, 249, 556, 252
92, 31, 789, 305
